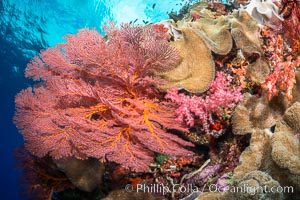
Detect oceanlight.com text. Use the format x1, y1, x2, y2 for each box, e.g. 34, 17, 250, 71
125, 183, 294, 196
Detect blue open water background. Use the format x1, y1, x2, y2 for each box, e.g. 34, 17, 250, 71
0, 0, 197, 199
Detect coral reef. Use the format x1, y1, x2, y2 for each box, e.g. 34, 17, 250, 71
266, 55, 300, 100
192, 15, 233, 55
198, 128, 295, 199
185, 163, 222, 185
189, 9, 262, 57
280, 0, 300, 56
292, 69, 300, 103
220, 63, 300, 199
230, 10, 270, 83
14, 0, 300, 199
231, 170, 284, 200
232, 119, 300, 193
232, 129, 271, 181
283, 102, 300, 132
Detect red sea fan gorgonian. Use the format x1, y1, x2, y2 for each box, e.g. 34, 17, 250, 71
14, 23, 194, 172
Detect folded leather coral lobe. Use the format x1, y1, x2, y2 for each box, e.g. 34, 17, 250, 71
14, 23, 194, 172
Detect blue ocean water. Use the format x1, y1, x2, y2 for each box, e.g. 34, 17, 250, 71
0, 0, 197, 199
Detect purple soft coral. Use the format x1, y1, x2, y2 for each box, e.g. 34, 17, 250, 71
216, 173, 232, 192
186, 164, 222, 185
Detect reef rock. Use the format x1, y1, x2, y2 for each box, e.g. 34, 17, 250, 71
55, 157, 105, 192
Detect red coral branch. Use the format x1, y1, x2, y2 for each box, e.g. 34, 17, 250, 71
262, 56, 300, 100
260, 27, 300, 100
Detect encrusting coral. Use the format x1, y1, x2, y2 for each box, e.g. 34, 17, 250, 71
14, 24, 194, 172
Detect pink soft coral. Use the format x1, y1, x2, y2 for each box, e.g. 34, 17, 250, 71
166, 72, 243, 133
